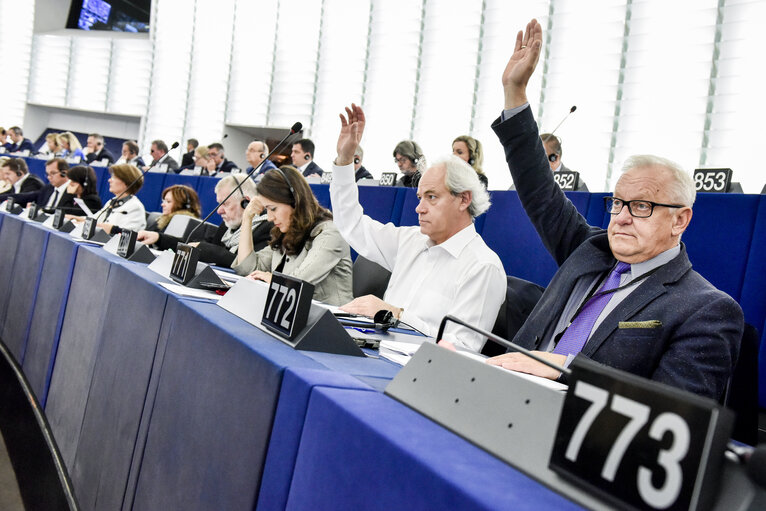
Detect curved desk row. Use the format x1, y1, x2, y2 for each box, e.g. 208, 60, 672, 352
0, 211, 586, 510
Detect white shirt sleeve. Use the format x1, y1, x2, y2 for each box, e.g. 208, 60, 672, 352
329, 163, 406, 272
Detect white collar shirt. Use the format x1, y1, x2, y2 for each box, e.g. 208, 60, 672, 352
13, 173, 29, 193
46, 180, 70, 208
330, 162, 506, 352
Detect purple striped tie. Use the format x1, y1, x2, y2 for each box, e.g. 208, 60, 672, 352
553, 262, 631, 356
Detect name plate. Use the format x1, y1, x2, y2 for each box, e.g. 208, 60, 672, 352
693, 168, 732, 193
82, 217, 98, 240
549, 357, 732, 511
169, 243, 200, 285
27, 203, 40, 219
554, 170, 580, 191
116, 230, 138, 258
320, 172, 333, 184
380, 172, 398, 187
261, 272, 314, 341
52, 208, 65, 229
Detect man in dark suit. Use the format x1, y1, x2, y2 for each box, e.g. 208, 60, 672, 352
0, 158, 44, 203
540, 133, 589, 191
181, 138, 198, 168
119, 140, 145, 168
291, 138, 323, 177
145, 139, 179, 172
85, 133, 116, 164
4, 127, 34, 153
485, 19, 742, 400
208, 143, 238, 174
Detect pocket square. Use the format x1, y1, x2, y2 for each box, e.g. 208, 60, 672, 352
618, 320, 662, 329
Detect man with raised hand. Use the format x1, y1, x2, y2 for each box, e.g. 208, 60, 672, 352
486, 19, 741, 399
329, 104, 505, 353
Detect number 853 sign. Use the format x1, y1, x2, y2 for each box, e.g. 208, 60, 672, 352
549, 358, 733, 511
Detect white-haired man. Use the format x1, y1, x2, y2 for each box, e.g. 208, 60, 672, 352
137, 174, 272, 267
486, 19, 742, 399
330, 104, 505, 352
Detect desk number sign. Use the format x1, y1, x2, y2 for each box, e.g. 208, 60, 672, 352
549, 358, 731, 511
169, 243, 199, 285
693, 168, 732, 193
82, 217, 98, 240
261, 272, 314, 341
380, 172, 398, 187
553, 170, 580, 191
52, 209, 65, 229
320, 172, 333, 184
116, 230, 137, 258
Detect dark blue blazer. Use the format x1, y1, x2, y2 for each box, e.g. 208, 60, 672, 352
247, 159, 277, 180
302, 161, 324, 177
4, 138, 34, 153
86, 148, 116, 164
217, 159, 238, 173
492, 106, 742, 400
0, 174, 45, 205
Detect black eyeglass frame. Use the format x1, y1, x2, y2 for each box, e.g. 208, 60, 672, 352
603, 196, 685, 218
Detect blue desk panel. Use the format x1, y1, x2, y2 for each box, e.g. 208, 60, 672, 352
44, 245, 117, 470
70, 261, 170, 511
285, 387, 584, 511
1, 220, 49, 362
0, 214, 26, 331
22, 230, 79, 405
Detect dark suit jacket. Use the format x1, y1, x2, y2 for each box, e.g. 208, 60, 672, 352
181, 151, 195, 168
4, 138, 34, 153
36, 186, 75, 210
302, 161, 324, 177
57, 193, 102, 216
248, 159, 278, 180
0, 174, 45, 206
216, 159, 238, 174
154, 219, 273, 267
492, 106, 742, 399
150, 155, 179, 172
86, 148, 116, 164
355, 166, 373, 182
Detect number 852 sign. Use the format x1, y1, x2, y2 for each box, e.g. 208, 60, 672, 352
549, 358, 733, 511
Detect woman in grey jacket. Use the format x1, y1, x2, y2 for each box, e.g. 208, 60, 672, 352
232, 165, 353, 306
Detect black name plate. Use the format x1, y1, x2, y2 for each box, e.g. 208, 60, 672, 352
380, 172, 398, 187
550, 357, 732, 511
553, 170, 580, 191
693, 168, 732, 193
169, 243, 200, 285
261, 272, 314, 341
116, 230, 137, 258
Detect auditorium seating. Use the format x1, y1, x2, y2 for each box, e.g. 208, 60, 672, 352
14, 155, 766, 412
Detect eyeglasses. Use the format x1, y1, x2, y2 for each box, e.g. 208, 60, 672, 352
604, 197, 684, 218
394, 156, 409, 164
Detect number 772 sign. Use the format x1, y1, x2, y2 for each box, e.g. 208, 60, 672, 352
549, 357, 733, 511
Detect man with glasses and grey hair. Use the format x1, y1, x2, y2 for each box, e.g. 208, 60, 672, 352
329, 103, 505, 353
486, 19, 742, 400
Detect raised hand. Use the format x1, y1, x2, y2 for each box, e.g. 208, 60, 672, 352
502, 19, 543, 109
336, 103, 365, 166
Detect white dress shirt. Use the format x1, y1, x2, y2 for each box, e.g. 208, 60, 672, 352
13, 173, 30, 193
46, 181, 70, 208
94, 195, 147, 231
330, 162, 506, 352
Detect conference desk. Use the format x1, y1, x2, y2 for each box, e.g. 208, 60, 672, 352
0, 211, 593, 511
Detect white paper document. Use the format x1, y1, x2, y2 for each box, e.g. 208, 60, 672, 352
158, 282, 221, 301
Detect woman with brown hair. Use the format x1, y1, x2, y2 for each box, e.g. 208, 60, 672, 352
232, 165, 353, 306
91, 163, 147, 233
146, 184, 201, 232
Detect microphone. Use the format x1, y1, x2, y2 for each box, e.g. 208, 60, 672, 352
542, 105, 577, 142
436, 315, 571, 377
183, 122, 303, 243
726, 443, 766, 489
170, 141, 179, 150
222, 134, 229, 140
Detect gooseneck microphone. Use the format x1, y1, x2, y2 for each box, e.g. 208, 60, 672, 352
542, 105, 577, 142
183, 122, 303, 243
170, 141, 180, 150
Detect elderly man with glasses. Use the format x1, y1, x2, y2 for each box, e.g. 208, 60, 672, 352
485, 19, 742, 400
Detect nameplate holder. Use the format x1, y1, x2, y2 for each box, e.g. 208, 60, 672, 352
554, 170, 580, 191
694, 168, 732, 193
549, 357, 733, 511
379, 172, 398, 187
51, 208, 75, 233
27, 204, 40, 220
5, 198, 22, 215
320, 172, 333, 184
81, 217, 112, 243
114, 230, 155, 263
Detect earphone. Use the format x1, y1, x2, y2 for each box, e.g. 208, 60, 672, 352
304, 154, 310, 161
353, 157, 360, 165
548, 153, 558, 163
181, 187, 192, 209
273, 167, 296, 204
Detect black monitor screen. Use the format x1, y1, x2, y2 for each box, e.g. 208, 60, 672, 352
67, 0, 150, 33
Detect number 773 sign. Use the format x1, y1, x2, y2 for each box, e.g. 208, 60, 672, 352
549, 357, 733, 511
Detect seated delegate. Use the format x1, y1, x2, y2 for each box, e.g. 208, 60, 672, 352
88, 164, 147, 234
232, 165, 353, 307
58, 165, 102, 216
138, 174, 272, 267
145, 184, 201, 233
